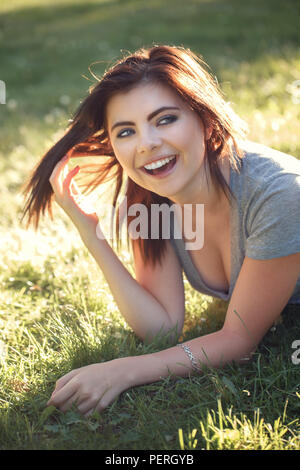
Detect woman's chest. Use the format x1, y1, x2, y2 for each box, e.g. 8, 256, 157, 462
186, 213, 231, 293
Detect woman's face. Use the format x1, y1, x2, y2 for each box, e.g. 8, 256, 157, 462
106, 81, 211, 201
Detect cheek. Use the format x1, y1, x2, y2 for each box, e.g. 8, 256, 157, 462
112, 142, 133, 167
177, 124, 207, 166
167, 118, 204, 150
169, 128, 201, 155
187, 121, 206, 149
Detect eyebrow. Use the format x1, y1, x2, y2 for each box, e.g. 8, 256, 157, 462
110, 106, 180, 132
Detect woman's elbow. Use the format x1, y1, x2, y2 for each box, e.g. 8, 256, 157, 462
142, 320, 183, 345
220, 327, 257, 365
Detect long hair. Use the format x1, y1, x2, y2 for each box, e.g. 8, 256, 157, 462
21, 45, 247, 266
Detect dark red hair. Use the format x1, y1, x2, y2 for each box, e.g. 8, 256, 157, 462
21, 45, 247, 265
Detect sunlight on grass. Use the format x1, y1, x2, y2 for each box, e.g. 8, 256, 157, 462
179, 399, 300, 450
1, 0, 300, 450
0, 0, 113, 14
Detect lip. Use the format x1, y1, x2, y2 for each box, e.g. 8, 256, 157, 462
139, 154, 178, 169
140, 154, 179, 178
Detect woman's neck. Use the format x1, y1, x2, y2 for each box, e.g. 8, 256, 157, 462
169, 156, 230, 217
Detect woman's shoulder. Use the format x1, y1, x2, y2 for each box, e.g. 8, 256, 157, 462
235, 142, 300, 261
239, 140, 300, 179
231, 140, 300, 215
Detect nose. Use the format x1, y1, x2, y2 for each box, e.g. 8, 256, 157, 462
136, 127, 162, 154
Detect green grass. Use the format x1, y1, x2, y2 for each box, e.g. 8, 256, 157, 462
1, 0, 300, 450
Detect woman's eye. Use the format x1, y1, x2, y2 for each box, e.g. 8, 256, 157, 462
116, 116, 177, 138
117, 129, 134, 138
158, 115, 178, 126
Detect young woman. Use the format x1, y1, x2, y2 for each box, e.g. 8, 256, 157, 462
21, 45, 300, 417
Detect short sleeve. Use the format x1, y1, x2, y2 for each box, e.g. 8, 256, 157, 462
245, 173, 300, 259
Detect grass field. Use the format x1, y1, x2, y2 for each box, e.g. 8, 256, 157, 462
0, 0, 300, 450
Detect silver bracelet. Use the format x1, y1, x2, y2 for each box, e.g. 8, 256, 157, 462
178, 343, 201, 372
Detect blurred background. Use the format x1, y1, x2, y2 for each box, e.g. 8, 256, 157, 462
0, 0, 300, 285
1, 0, 300, 311
1, 0, 300, 235
0, 0, 300, 450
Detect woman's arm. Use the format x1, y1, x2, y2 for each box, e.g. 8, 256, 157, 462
46, 325, 255, 417
222, 253, 300, 349
77, 223, 185, 342
47, 251, 300, 416
134, 249, 300, 383
47, 327, 244, 416
49, 154, 185, 342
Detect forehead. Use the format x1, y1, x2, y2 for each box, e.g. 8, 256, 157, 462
106, 82, 184, 125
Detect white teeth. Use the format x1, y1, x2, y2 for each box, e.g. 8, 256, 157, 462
144, 155, 176, 171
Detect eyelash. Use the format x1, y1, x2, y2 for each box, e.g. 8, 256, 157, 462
116, 115, 178, 139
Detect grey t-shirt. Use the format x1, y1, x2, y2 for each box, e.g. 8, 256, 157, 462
169, 141, 300, 304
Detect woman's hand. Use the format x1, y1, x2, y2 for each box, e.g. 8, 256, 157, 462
47, 358, 134, 417
49, 151, 98, 224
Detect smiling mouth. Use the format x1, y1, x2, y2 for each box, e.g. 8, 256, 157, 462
142, 155, 178, 176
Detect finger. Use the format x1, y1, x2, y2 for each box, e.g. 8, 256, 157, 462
47, 375, 79, 407
53, 368, 79, 394
94, 389, 116, 415
83, 408, 99, 419
61, 162, 70, 182
48, 384, 77, 408
49, 154, 70, 184
63, 166, 80, 193
60, 156, 73, 185
70, 178, 81, 196
79, 389, 108, 417
58, 392, 80, 413
51, 168, 80, 204
76, 399, 99, 416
